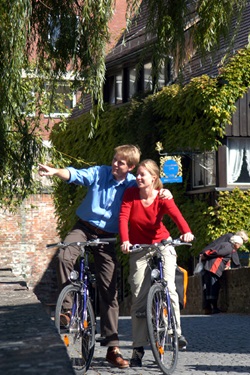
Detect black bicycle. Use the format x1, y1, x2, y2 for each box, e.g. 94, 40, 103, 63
47, 238, 116, 374
129, 238, 192, 375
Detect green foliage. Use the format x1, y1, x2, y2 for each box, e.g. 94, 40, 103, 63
127, 0, 247, 85
0, 60, 76, 209
50, 46, 250, 262
206, 188, 250, 252
0, 0, 249, 210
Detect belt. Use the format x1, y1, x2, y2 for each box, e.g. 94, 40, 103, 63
79, 219, 113, 236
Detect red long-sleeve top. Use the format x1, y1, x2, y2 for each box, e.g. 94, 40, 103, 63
119, 187, 191, 245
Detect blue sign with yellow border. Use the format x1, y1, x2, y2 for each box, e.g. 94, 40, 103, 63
160, 156, 183, 184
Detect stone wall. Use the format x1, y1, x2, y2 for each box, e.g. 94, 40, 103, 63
119, 267, 250, 316
183, 267, 250, 314
0, 194, 60, 304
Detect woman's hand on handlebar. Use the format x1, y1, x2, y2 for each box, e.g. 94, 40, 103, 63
180, 232, 194, 242
121, 241, 131, 254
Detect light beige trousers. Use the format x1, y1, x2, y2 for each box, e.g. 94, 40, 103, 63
129, 245, 181, 348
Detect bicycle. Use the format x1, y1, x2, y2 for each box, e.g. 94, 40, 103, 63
46, 237, 116, 375
129, 238, 193, 375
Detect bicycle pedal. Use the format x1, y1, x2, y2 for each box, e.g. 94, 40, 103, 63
95, 335, 106, 343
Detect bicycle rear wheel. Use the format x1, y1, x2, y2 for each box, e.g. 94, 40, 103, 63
55, 284, 95, 374
146, 283, 178, 375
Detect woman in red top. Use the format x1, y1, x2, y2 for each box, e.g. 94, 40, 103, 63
119, 159, 194, 367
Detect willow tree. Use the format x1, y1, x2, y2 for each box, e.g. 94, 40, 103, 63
0, 0, 248, 208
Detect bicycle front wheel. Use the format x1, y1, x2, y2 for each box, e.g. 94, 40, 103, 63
55, 284, 95, 374
146, 283, 178, 375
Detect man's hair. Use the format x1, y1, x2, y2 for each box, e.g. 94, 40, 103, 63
138, 159, 163, 190
114, 145, 141, 167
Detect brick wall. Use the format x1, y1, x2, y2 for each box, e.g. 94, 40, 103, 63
0, 194, 60, 304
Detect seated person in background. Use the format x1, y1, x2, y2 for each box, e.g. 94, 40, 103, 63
200, 230, 249, 314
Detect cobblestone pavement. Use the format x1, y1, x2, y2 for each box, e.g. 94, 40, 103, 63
89, 314, 250, 375
1, 269, 250, 375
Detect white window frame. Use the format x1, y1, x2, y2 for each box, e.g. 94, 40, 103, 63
129, 67, 136, 98
109, 71, 123, 104
144, 62, 153, 91
115, 73, 123, 104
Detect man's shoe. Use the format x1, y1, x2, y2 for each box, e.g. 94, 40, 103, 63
212, 307, 221, 314
106, 347, 129, 369
204, 308, 212, 315
130, 347, 144, 367
178, 335, 188, 349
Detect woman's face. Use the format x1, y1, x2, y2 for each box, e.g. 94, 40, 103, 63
136, 166, 155, 188
234, 243, 242, 250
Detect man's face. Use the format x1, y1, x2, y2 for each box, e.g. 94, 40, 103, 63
112, 153, 134, 181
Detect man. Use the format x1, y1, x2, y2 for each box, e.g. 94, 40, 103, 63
39, 144, 171, 369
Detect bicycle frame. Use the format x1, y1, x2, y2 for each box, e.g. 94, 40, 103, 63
69, 247, 89, 332
153, 251, 174, 337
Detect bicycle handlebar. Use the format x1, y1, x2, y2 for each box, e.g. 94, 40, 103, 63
46, 238, 117, 249
129, 238, 193, 253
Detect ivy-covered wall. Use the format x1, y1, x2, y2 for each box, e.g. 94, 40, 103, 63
49, 47, 250, 271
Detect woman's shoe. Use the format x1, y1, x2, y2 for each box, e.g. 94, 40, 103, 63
130, 347, 144, 367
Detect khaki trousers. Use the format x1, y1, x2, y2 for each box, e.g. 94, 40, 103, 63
129, 244, 181, 348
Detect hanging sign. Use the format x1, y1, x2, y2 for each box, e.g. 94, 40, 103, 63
160, 156, 183, 183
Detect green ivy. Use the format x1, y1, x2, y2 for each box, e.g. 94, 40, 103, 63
206, 188, 250, 253
50, 46, 250, 271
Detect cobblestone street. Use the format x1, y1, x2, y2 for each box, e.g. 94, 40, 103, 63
1, 269, 250, 375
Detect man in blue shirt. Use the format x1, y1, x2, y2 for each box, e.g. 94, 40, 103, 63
39, 144, 171, 369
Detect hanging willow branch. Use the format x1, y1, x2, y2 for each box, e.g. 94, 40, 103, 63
0, 0, 248, 209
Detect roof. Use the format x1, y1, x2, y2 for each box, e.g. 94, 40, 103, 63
105, 0, 151, 68
181, 2, 250, 83
71, 1, 250, 118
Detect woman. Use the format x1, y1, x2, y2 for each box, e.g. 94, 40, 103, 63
119, 159, 194, 367
200, 231, 248, 314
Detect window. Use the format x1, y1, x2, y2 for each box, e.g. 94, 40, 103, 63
227, 138, 250, 184
144, 62, 152, 91
129, 68, 136, 98
48, 14, 78, 51
115, 73, 123, 104
44, 82, 76, 118
21, 89, 35, 117
158, 58, 172, 88
158, 64, 166, 89
192, 151, 216, 187
109, 72, 123, 104
48, 15, 61, 48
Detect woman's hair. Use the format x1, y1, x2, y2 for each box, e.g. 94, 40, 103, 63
230, 235, 243, 246
138, 159, 163, 190
114, 144, 141, 167
235, 230, 249, 243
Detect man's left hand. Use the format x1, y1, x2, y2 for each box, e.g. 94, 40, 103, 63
159, 189, 173, 200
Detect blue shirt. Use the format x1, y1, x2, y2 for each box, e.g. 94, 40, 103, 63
67, 165, 136, 233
